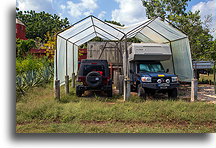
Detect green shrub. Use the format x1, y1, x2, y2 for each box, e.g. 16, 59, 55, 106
16, 56, 54, 98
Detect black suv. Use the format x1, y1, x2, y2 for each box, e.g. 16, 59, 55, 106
76, 59, 112, 97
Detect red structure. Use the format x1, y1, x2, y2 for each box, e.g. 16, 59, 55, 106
16, 19, 27, 40
78, 48, 87, 61
30, 48, 47, 57
78, 48, 87, 68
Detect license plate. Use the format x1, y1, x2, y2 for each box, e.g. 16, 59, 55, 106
158, 83, 170, 87
160, 87, 167, 89
95, 77, 99, 80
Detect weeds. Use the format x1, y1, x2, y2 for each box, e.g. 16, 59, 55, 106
16, 83, 216, 133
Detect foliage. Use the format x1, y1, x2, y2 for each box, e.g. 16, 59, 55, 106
105, 20, 125, 27
40, 31, 56, 57
141, 0, 214, 60
142, 0, 190, 20
16, 8, 70, 41
16, 56, 54, 98
16, 38, 36, 58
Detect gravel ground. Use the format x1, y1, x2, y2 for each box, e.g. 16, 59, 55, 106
83, 84, 216, 103
179, 84, 216, 102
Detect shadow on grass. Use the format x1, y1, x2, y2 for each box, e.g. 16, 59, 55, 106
59, 90, 121, 103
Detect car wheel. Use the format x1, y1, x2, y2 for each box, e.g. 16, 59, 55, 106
86, 71, 102, 88
106, 86, 112, 97
137, 84, 146, 99
168, 88, 178, 99
76, 86, 83, 97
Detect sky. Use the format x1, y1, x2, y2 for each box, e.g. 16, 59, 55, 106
16, 0, 216, 36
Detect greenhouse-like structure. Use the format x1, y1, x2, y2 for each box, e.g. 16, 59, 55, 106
54, 15, 193, 99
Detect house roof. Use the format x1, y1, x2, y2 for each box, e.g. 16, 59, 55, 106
16, 18, 25, 26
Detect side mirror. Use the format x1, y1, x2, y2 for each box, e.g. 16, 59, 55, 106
166, 69, 169, 73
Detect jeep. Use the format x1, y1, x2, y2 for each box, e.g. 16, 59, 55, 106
76, 59, 112, 97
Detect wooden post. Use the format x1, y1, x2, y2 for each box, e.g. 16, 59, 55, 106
65, 75, 69, 94
213, 61, 215, 94
55, 80, 60, 101
191, 78, 198, 102
123, 36, 130, 101
119, 75, 124, 95
71, 73, 76, 88
123, 78, 127, 101
126, 79, 131, 100
116, 71, 120, 89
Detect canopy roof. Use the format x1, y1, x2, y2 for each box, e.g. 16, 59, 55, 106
58, 16, 187, 45
55, 15, 193, 85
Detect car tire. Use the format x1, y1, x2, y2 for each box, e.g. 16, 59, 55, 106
137, 84, 146, 99
106, 86, 112, 97
86, 71, 102, 88
168, 88, 178, 99
76, 86, 83, 97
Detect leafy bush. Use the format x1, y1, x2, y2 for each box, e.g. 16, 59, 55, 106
16, 39, 36, 58
16, 55, 54, 99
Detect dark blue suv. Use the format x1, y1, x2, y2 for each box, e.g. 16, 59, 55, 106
130, 61, 179, 99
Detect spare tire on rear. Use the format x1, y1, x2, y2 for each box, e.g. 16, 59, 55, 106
86, 71, 102, 88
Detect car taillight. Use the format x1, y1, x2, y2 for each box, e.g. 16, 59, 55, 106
96, 71, 103, 75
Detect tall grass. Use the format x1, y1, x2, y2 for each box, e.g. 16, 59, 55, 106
16, 83, 216, 133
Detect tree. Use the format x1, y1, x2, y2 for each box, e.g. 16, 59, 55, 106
16, 8, 70, 41
105, 20, 141, 43
142, 0, 213, 60
16, 39, 36, 58
105, 20, 125, 27
142, 0, 190, 20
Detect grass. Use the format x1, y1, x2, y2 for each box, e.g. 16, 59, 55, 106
16, 83, 216, 133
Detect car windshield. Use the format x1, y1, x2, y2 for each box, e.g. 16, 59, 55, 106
83, 65, 105, 76
139, 63, 165, 73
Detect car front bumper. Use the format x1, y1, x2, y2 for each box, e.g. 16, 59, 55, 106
141, 82, 179, 90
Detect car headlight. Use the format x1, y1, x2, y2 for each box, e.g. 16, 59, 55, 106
171, 77, 178, 82
141, 77, 151, 82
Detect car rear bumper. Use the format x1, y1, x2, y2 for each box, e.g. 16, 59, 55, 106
76, 85, 112, 91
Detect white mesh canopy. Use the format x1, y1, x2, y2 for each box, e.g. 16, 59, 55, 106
54, 16, 193, 85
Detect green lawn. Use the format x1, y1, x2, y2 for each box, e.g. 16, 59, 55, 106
16, 83, 216, 133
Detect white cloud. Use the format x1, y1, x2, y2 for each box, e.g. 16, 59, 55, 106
61, 0, 98, 18
16, 0, 53, 12
111, 0, 147, 25
60, 4, 66, 10
192, 0, 216, 36
98, 11, 106, 19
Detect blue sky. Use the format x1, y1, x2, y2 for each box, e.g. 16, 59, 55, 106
16, 0, 215, 36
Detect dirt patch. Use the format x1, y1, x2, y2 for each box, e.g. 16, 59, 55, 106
79, 120, 214, 129
179, 84, 215, 102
